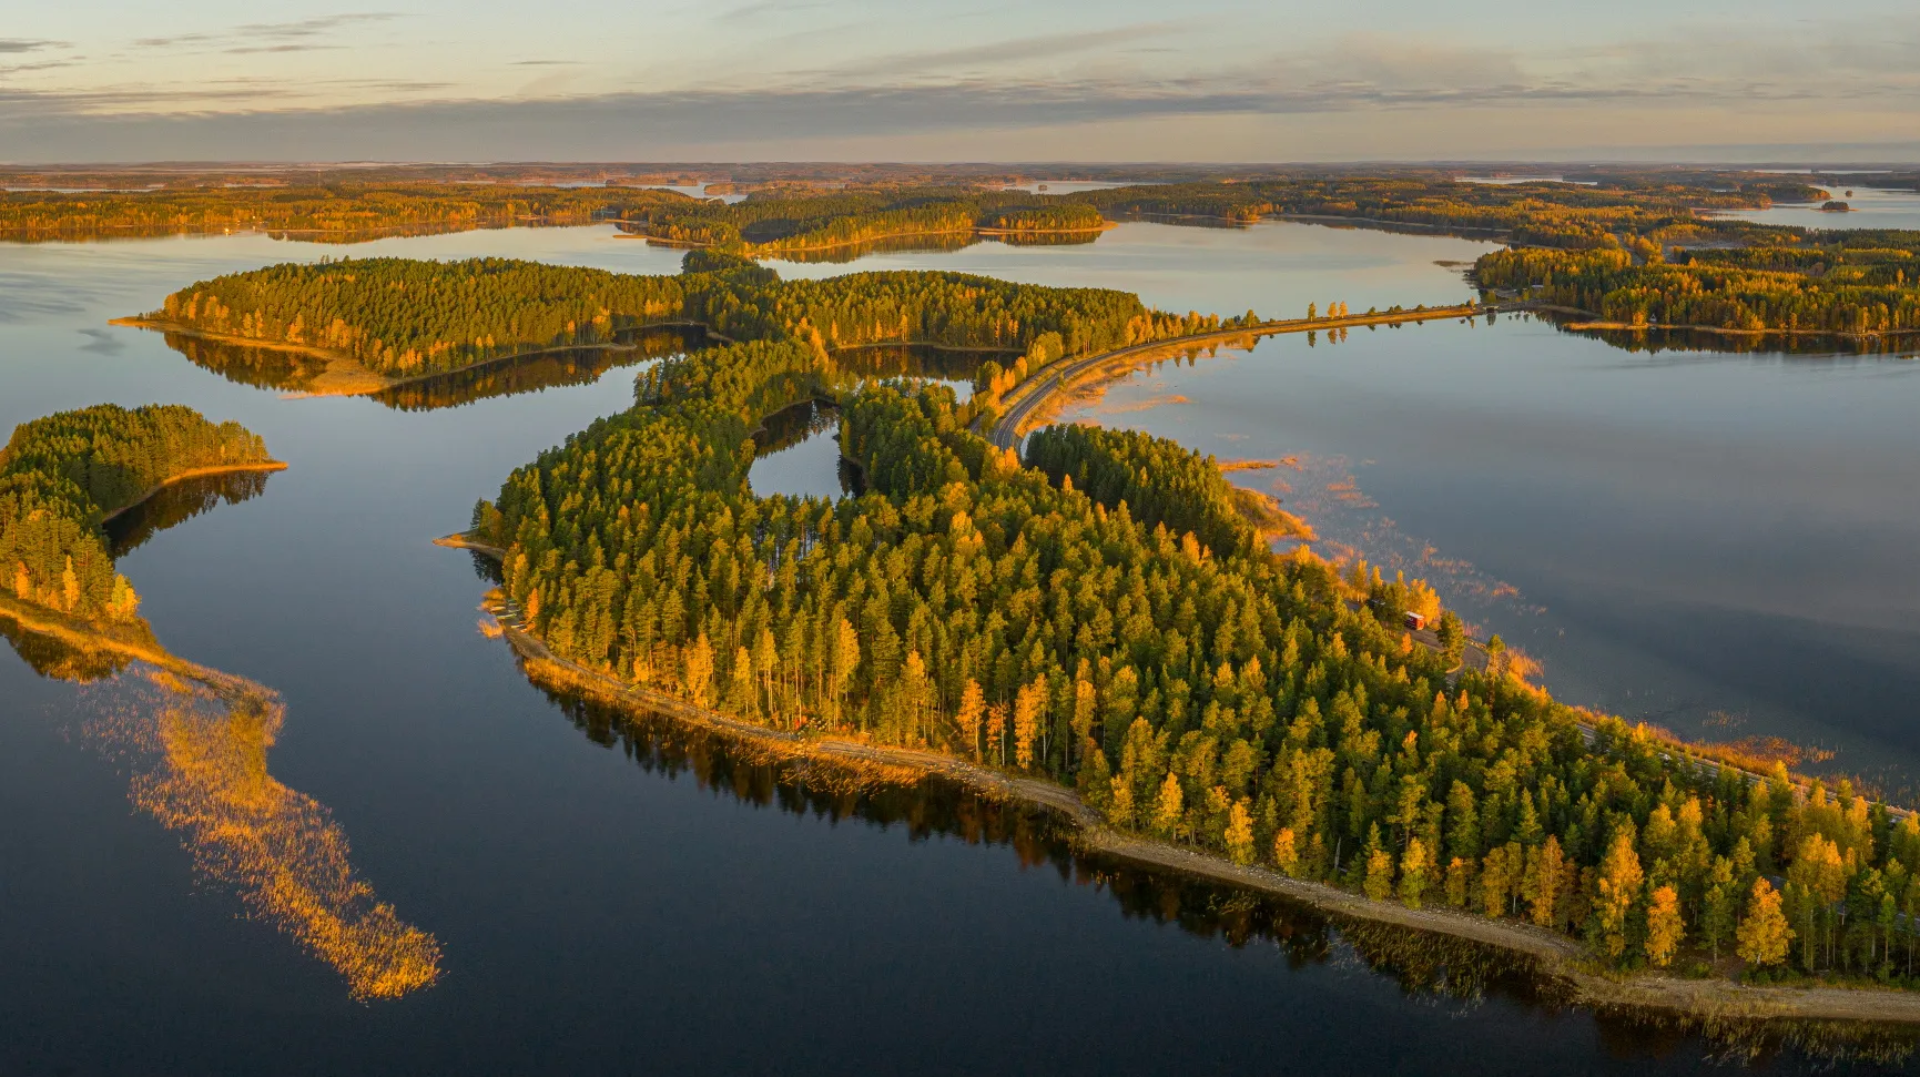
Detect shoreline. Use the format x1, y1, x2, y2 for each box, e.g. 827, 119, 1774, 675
982, 310, 1911, 818
433, 531, 1920, 1028
98, 461, 289, 523
1513, 305, 1920, 345
616, 222, 1117, 256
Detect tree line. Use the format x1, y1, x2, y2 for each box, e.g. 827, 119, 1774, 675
619, 188, 1107, 254
1476, 244, 1920, 336
150, 254, 1230, 383
0, 184, 697, 243
1, 404, 275, 621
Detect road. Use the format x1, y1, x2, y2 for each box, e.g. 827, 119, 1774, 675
982, 303, 1519, 452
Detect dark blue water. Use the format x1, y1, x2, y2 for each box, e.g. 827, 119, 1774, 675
0, 222, 1910, 1075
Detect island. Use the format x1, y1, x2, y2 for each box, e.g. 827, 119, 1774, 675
1, 403, 283, 622
1477, 239, 1920, 340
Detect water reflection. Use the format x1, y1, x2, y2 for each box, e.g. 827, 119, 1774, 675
372, 325, 705, 411
0, 609, 134, 682
753, 397, 839, 455
533, 682, 1920, 1070
0, 462, 441, 1000
831, 342, 1005, 394
104, 468, 275, 558
748, 399, 850, 501
154, 323, 705, 409
160, 330, 331, 392
1545, 318, 1920, 360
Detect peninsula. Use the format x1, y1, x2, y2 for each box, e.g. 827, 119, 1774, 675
156, 249, 1909, 1021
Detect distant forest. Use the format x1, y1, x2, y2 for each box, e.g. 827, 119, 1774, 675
4, 171, 1831, 250
1477, 237, 1920, 337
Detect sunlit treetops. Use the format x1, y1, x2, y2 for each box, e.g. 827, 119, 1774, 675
146, 255, 1228, 382
0, 404, 274, 621
1476, 245, 1920, 335
0, 184, 692, 242
619, 187, 1106, 253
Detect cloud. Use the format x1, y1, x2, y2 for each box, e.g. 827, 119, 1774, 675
717, 0, 834, 18
0, 39, 63, 54
13, 19, 1920, 161
136, 14, 400, 51
802, 23, 1185, 80
226, 44, 347, 55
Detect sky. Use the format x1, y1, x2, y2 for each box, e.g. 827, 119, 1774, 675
6, 0, 1920, 163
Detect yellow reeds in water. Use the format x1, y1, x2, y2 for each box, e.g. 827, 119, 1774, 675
85, 670, 442, 1000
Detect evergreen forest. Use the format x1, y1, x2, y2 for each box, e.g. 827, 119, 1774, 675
0, 404, 276, 620
403, 251, 1920, 987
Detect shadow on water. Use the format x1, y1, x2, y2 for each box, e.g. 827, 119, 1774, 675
530, 680, 1920, 1071
831, 342, 1009, 388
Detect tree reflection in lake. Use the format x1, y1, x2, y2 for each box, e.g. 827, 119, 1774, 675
105, 468, 275, 558
154, 323, 706, 408
531, 684, 1920, 1068
372, 325, 706, 411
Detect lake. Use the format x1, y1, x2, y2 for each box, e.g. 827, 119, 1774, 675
1, 220, 1914, 1074
1715, 182, 1920, 232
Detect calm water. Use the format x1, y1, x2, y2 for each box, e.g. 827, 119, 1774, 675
1716, 183, 1920, 232
0, 221, 1912, 1074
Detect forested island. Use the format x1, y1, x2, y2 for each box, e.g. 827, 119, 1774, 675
130, 253, 1240, 388
1476, 238, 1920, 339
617, 189, 1108, 253
154, 247, 1885, 1016
0, 404, 282, 622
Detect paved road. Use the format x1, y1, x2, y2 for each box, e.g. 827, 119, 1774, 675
982, 303, 1519, 452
